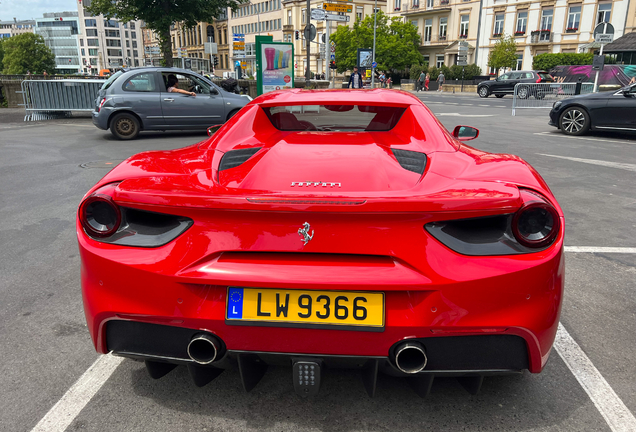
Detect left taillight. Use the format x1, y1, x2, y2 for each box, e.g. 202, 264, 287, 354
512, 189, 560, 248
97, 98, 106, 112
80, 193, 121, 238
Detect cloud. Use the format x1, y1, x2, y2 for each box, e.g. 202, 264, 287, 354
0, 0, 79, 21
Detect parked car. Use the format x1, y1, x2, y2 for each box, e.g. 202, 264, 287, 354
78, 89, 564, 397
477, 71, 553, 98
92, 67, 250, 140
549, 83, 636, 135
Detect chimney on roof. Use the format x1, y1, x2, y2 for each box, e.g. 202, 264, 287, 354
14, 18, 17, 23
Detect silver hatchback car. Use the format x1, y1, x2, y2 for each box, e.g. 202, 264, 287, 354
92, 67, 250, 140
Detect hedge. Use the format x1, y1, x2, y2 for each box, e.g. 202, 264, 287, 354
532, 53, 594, 71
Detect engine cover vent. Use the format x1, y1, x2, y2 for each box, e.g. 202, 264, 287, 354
219, 147, 262, 171
391, 149, 427, 175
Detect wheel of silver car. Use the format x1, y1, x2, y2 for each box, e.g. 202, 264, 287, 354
559, 107, 590, 136
111, 113, 140, 140
478, 86, 489, 98
517, 86, 529, 99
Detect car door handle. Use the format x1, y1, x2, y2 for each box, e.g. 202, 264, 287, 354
163, 98, 174, 102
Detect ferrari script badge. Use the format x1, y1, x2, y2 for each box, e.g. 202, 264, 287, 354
298, 222, 314, 245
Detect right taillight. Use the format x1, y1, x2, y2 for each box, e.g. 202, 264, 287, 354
512, 190, 560, 248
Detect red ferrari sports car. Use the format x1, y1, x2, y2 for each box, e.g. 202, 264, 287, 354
78, 89, 564, 397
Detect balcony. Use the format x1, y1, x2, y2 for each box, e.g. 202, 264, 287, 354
530, 30, 553, 44
401, 1, 451, 15
422, 34, 448, 46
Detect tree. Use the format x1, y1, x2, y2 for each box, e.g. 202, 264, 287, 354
1, 33, 56, 74
87, 0, 244, 67
487, 35, 517, 74
0, 39, 4, 70
331, 11, 423, 73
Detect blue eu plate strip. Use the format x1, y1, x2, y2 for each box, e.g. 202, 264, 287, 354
227, 287, 244, 319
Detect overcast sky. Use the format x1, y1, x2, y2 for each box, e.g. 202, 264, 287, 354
1, 0, 79, 21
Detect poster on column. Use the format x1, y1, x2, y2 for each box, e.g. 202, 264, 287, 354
259, 42, 294, 94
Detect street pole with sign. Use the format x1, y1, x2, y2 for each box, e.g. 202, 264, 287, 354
592, 22, 614, 93
306, 0, 311, 81
458, 41, 468, 92
371, 0, 377, 88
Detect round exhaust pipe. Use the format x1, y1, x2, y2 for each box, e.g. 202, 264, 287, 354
394, 341, 427, 374
187, 333, 220, 365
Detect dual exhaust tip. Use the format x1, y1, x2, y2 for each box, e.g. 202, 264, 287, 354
394, 341, 427, 374
187, 333, 427, 374
187, 333, 221, 365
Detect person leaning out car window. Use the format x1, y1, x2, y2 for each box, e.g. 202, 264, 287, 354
167, 75, 196, 97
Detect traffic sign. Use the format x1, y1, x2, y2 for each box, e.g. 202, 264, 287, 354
596, 34, 614, 44
458, 45, 468, 51
330, 41, 336, 52
594, 22, 614, 42
323, 3, 352, 13
371, 61, 377, 68
331, 54, 335, 60
459, 40, 469, 47
240, 62, 247, 69
304, 24, 316, 41
457, 54, 467, 60
325, 13, 350, 22
311, 8, 327, 20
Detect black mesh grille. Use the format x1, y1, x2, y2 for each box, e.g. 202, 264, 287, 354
391, 149, 427, 175
219, 147, 262, 171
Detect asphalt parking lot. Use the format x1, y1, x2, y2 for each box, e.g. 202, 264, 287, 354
1, 91, 635, 432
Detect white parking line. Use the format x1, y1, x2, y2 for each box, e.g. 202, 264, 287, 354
28, 248, 636, 432
534, 131, 636, 145
436, 113, 494, 117
478, 104, 490, 107
30, 355, 123, 432
539, 154, 636, 172
495, 105, 506, 108
555, 323, 636, 432
565, 246, 636, 253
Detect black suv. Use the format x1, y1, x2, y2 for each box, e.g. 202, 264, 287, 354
477, 71, 553, 98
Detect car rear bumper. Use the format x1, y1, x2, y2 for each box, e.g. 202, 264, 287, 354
79, 217, 565, 375
92, 111, 108, 130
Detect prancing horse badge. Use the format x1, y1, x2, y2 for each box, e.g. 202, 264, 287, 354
298, 222, 314, 245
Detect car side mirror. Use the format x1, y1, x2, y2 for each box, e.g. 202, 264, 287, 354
452, 125, 479, 141
207, 124, 223, 136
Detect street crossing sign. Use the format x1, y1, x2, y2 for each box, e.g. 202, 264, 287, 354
311, 8, 327, 20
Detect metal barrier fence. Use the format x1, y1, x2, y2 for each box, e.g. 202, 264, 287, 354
20, 79, 105, 121
511, 82, 594, 116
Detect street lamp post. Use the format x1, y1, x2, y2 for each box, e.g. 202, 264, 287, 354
371, 0, 377, 87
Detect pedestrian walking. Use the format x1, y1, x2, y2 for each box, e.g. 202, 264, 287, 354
42, 70, 49, 79
425, 73, 430, 91
380, 72, 386, 88
348, 66, 363, 89
417, 70, 426, 92
437, 71, 445, 92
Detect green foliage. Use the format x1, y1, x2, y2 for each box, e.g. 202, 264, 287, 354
332, 11, 423, 73
0, 39, 4, 71
1, 33, 56, 74
439, 65, 451, 79
532, 53, 594, 70
446, 64, 482, 80
427, 66, 439, 80
87, 0, 244, 67
409, 63, 423, 80
487, 34, 517, 72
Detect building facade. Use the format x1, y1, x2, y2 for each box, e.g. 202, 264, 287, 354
477, 0, 631, 73
387, 0, 480, 68
76, 0, 145, 73
35, 12, 82, 74
0, 19, 35, 39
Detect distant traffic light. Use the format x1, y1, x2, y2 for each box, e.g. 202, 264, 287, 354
213, 55, 218, 67
330, 60, 337, 70
295, 30, 299, 40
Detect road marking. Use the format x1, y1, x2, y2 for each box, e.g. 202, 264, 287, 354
463, 104, 473, 106
479, 104, 490, 107
445, 102, 458, 105
538, 154, 636, 172
436, 113, 494, 117
555, 323, 636, 432
495, 105, 506, 107
31, 355, 124, 432
565, 246, 636, 253
534, 131, 636, 145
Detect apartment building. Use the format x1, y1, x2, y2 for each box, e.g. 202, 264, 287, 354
76, 0, 145, 73
169, 12, 227, 73
388, 0, 480, 68
34, 12, 82, 74
0, 19, 35, 39
626, 0, 636, 33
477, 0, 631, 72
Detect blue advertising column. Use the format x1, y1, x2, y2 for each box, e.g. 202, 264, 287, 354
256, 35, 294, 96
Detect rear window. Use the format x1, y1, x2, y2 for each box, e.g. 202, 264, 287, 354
263, 105, 406, 131
101, 70, 124, 90
538, 72, 552, 81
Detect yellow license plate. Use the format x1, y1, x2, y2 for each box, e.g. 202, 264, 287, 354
226, 287, 384, 330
